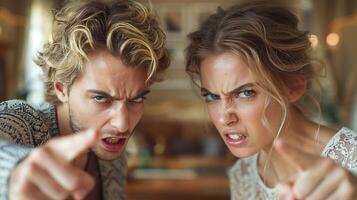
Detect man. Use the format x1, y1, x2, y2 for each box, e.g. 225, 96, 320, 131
0, 0, 170, 199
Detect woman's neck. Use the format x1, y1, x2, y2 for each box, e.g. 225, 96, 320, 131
257, 108, 335, 187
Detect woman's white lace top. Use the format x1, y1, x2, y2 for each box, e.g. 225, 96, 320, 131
228, 127, 357, 200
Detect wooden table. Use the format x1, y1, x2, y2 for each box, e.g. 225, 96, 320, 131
127, 176, 230, 200
127, 156, 233, 200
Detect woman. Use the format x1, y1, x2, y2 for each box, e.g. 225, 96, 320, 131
185, 1, 357, 199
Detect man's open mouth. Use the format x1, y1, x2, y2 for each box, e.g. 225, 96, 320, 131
101, 137, 127, 152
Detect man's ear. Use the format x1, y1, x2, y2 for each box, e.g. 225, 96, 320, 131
54, 82, 69, 103
286, 76, 307, 103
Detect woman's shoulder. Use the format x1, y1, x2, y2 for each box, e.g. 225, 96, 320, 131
321, 127, 357, 173
322, 127, 357, 154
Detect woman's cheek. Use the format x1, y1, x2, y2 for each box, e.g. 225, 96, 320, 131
207, 104, 221, 127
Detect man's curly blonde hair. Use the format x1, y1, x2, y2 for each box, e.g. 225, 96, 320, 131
35, 0, 170, 104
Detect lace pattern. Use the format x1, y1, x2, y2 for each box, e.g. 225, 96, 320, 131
321, 127, 357, 175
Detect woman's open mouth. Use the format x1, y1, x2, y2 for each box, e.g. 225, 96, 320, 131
224, 132, 248, 147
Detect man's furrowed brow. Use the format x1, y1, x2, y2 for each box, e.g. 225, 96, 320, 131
87, 89, 151, 100
200, 87, 212, 94
87, 90, 117, 100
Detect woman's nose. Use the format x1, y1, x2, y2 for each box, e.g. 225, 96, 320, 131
219, 100, 238, 126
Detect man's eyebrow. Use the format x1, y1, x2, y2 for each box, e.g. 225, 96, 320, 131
87, 90, 116, 99
129, 90, 151, 100
87, 89, 150, 100
200, 87, 214, 94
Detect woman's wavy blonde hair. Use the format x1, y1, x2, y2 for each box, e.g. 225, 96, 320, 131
35, 0, 170, 104
186, 1, 323, 158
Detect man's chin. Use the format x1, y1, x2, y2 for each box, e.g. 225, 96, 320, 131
92, 148, 124, 161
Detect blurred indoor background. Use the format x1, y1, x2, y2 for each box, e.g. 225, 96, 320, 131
0, 0, 356, 199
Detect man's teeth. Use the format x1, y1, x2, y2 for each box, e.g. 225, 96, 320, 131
228, 134, 245, 140
105, 138, 120, 144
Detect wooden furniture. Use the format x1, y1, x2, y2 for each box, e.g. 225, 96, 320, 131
127, 176, 229, 200
127, 156, 233, 200
0, 43, 8, 101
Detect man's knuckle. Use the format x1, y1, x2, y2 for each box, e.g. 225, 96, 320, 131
21, 162, 36, 179
31, 148, 49, 161
18, 183, 32, 195
56, 189, 69, 199
69, 177, 83, 190
27, 161, 38, 172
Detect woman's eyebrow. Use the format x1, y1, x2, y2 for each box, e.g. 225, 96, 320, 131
227, 83, 255, 95
200, 83, 255, 95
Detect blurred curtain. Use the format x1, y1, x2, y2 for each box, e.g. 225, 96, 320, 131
0, 0, 30, 99
328, 17, 357, 126
23, 0, 55, 106
318, 0, 357, 127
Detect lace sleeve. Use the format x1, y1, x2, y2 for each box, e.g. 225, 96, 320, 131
321, 127, 357, 175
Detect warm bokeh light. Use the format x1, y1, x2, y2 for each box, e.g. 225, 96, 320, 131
309, 34, 319, 48
326, 33, 340, 47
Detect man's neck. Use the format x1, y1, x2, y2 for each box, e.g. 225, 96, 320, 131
56, 103, 73, 136
56, 103, 89, 169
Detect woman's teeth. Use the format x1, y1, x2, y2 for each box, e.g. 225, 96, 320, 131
227, 134, 245, 140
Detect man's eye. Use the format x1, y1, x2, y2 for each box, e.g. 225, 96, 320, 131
237, 89, 256, 98
202, 93, 220, 102
129, 96, 146, 104
93, 96, 109, 103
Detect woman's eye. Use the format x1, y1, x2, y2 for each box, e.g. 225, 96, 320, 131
129, 96, 146, 104
238, 89, 256, 98
93, 96, 109, 104
204, 93, 220, 102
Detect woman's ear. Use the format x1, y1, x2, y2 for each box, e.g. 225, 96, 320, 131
54, 82, 69, 103
286, 76, 307, 103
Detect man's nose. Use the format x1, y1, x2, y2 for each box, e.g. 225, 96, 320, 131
109, 102, 130, 133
